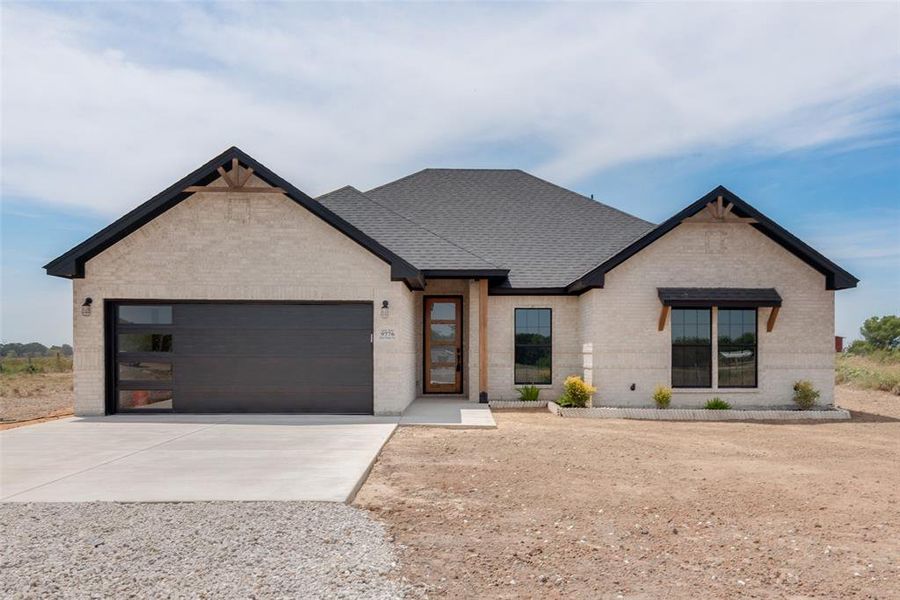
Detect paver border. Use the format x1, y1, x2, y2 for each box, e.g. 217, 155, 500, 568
488, 400, 549, 409
546, 402, 850, 421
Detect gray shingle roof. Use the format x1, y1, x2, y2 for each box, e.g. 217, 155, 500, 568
319, 169, 655, 288
316, 186, 499, 271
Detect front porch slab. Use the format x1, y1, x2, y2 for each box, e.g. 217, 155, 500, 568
400, 398, 496, 428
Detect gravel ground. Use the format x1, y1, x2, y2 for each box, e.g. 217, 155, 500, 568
356, 386, 900, 598
0, 372, 73, 424
1, 502, 407, 599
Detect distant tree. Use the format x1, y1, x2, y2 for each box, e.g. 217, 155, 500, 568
860, 315, 900, 350
0, 342, 70, 357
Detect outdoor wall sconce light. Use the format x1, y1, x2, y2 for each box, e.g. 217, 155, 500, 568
380, 300, 390, 319
81, 297, 93, 316
630, 383, 636, 391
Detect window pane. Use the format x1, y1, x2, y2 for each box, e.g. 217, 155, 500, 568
118, 390, 173, 411
430, 302, 456, 321
430, 324, 456, 342
430, 347, 456, 364
430, 366, 455, 385
118, 333, 173, 353
118, 361, 172, 381
718, 309, 757, 387
672, 345, 711, 387
118, 305, 173, 325
671, 308, 711, 387
514, 309, 552, 384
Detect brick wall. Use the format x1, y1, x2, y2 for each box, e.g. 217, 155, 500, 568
580, 222, 835, 408
485, 295, 581, 401
71, 176, 417, 416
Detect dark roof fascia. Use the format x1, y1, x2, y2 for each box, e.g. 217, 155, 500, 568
488, 286, 570, 296
657, 287, 782, 308
422, 269, 510, 284
44, 146, 424, 290
568, 186, 859, 293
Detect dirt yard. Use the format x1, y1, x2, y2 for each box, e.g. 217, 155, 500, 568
356, 387, 900, 599
0, 372, 73, 428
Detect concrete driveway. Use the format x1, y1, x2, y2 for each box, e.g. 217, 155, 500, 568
0, 415, 397, 503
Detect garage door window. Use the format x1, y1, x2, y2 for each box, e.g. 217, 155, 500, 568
118, 390, 173, 411
118, 305, 173, 325
115, 304, 174, 413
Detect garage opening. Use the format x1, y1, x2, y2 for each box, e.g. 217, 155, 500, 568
108, 302, 373, 414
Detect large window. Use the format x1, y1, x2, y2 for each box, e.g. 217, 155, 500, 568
671, 308, 711, 388
514, 308, 551, 385
717, 309, 757, 387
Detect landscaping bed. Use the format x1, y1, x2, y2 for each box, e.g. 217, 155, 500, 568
546, 401, 851, 420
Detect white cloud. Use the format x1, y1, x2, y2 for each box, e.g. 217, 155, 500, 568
1, 2, 898, 215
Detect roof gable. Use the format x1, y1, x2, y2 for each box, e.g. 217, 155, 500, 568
568, 185, 859, 292
44, 147, 424, 288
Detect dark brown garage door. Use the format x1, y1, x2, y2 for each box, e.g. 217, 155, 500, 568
110, 302, 373, 414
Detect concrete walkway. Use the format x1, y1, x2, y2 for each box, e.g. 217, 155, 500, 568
400, 398, 496, 428
0, 415, 397, 503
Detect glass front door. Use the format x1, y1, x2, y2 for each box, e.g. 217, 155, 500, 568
424, 297, 462, 393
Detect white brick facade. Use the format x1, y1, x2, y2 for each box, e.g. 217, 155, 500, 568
485, 295, 581, 401
72, 178, 417, 416
69, 181, 836, 415
580, 222, 835, 408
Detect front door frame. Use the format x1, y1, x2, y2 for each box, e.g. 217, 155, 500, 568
423, 295, 464, 394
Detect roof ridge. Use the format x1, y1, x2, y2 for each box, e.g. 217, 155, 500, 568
322, 185, 503, 269
363, 168, 431, 196
514, 169, 656, 227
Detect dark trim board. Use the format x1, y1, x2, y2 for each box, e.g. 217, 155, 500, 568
423, 269, 509, 284
568, 185, 859, 293
489, 286, 570, 296
44, 147, 424, 290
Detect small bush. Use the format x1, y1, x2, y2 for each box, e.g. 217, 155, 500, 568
652, 385, 672, 409
516, 384, 541, 402
705, 397, 731, 410
792, 380, 820, 410
557, 375, 596, 408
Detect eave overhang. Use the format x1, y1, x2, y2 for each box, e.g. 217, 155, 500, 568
657, 287, 782, 308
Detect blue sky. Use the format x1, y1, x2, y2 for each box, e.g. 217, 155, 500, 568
2, 2, 898, 345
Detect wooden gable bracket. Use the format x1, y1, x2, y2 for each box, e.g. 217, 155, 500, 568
766, 306, 780, 332
658, 305, 670, 331
682, 195, 758, 224
184, 158, 285, 194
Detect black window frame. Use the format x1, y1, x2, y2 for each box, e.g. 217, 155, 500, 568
716, 307, 758, 389
514, 307, 552, 385
671, 307, 713, 389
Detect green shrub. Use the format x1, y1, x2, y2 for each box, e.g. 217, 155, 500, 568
557, 375, 596, 408
792, 380, 820, 410
516, 384, 541, 402
705, 397, 731, 410
652, 385, 672, 409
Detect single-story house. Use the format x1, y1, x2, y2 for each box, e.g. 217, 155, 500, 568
45, 147, 858, 416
